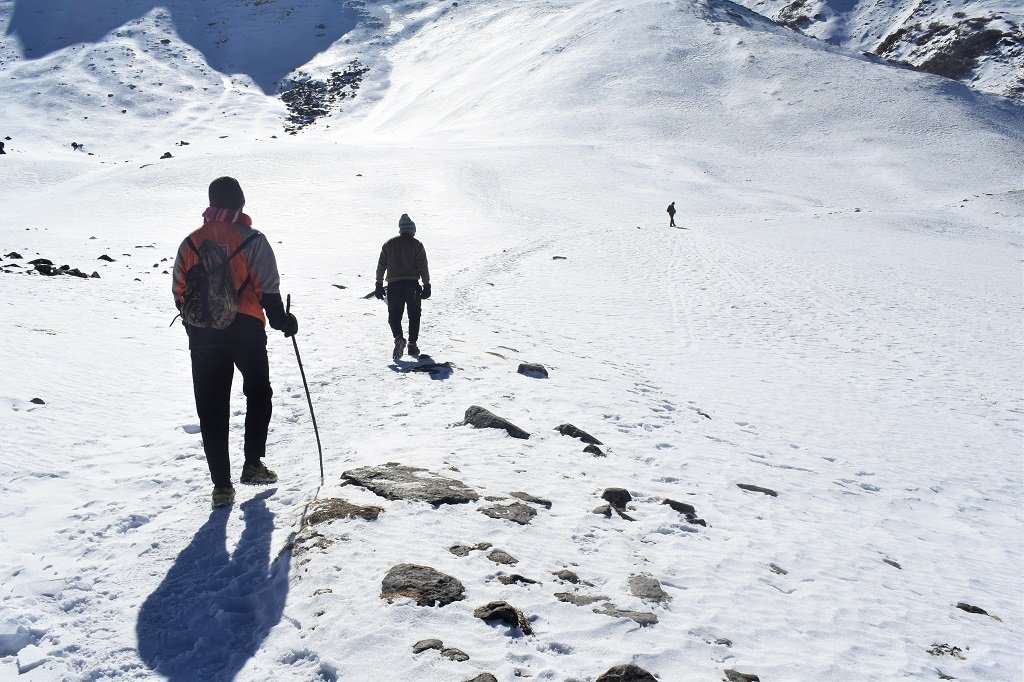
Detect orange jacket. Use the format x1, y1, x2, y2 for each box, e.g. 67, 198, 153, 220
172, 218, 280, 325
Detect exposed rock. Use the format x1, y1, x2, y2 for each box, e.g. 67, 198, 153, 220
473, 600, 534, 635
595, 663, 659, 682
498, 574, 539, 586
736, 483, 777, 497
442, 648, 470, 662
479, 502, 537, 525
768, 563, 788, 575
601, 488, 632, 509
927, 643, 966, 660
29, 398, 45, 405
584, 444, 607, 457
555, 592, 609, 606
464, 405, 530, 439
614, 508, 637, 522
381, 564, 465, 607
594, 603, 658, 626
90, 272, 100, 278
160, 151, 173, 159
464, 675, 498, 682
412, 639, 444, 654
552, 569, 581, 584
956, 602, 999, 619
628, 574, 671, 603
449, 545, 473, 557
517, 362, 548, 378
724, 670, 760, 682
552, 255, 567, 260
509, 491, 552, 509
555, 423, 602, 444
304, 498, 383, 526
487, 549, 519, 565
4, 252, 22, 259
662, 498, 706, 525
593, 504, 612, 517
883, 558, 902, 569
98, 254, 116, 262
342, 463, 479, 505
28, 258, 52, 266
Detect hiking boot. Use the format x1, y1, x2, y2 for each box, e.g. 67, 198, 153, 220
407, 341, 420, 357
393, 337, 407, 361
240, 461, 278, 485
212, 486, 236, 508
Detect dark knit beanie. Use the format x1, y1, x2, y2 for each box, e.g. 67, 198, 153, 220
399, 213, 416, 236
208, 176, 245, 210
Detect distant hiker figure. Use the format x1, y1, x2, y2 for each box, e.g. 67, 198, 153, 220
172, 176, 298, 508
667, 201, 676, 227
0, 140, 5, 155
375, 213, 431, 361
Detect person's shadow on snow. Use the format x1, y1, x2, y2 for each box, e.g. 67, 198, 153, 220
136, 489, 289, 681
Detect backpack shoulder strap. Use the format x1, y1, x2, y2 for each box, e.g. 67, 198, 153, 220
185, 236, 200, 255
228, 232, 261, 296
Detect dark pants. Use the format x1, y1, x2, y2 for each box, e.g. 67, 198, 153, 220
669, 212, 676, 227
387, 280, 421, 343
189, 321, 272, 488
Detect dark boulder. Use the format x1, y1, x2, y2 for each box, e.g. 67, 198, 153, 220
464, 405, 530, 439
595, 664, 659, 682
555, 423, 602, 444
381, 564, 465, 607
517, 362, 548, 378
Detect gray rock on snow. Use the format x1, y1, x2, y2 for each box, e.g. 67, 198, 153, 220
479, 502, 537, 525
473, 600, 534, 635
412, 639, 444, 654
595, 664, 660, 682
724, 670, 761, 682
601, 488, 632, 509
555, 423, 602, 444
342, 463, 479, 505
517, 362, 549, 378
303, 498, 383, 526
381, 564, 466, 607
584, 444, 607, 456
464, 675, 498, 682
487, 549, 519, 565
662, 498, 707, 526
464, 405, 531, 439
628, 574, 671, 604
555, 592, 609, 606
509, 491, 552, 509
594, 603, 659, 626
737, 483, 778, 497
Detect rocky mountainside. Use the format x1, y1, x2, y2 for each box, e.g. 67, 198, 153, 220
735, 0, 1024, 100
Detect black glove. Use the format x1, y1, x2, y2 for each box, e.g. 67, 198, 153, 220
420, 283, 431, 300
262, 293, 297, 337
374, 281, 385, 300
280, 313, 298, 338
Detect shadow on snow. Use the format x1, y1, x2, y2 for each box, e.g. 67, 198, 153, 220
136, 489, 289, 681
6, 0, 372, 93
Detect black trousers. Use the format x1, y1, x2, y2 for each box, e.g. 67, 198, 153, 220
189, 324, 272, 488
387, 280, 421, 343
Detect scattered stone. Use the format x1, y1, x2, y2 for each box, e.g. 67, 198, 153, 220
30, 398, 45, 405
487, 549, 519, 565
480, 502, 537, 525
628, 574, 671, 603
552, 255, 567, 260
280, 60, 370, 133
593, 504, 612, 517
332, 284, 347, 289
4, 252, 22, 259
601, 488, 632, 509
927, 643, 966, 660
412, 639, 444, 654
28, 258, 52, 266
612, 508, 637, 522
442, 648, 470, 662
662, 498, 707, 525
98, 254, 116, 262
594, 603, 658, 626
552, 569, 581, 584
584, 444, 606, 457
769, 563, 788, 576
160, 151, 173, 159
450, 545, 473, 557
498, 574, 539, 586
517, 363, 548, 378
555, 592, 609, 606
555, 423, 602, 444
509, 491, 552, 509
883, 558, 902, 569
737, 483, 777, 497
90, 272, 100, 278
464, 405, 530, 439
304, 498, 383, 525
714, 638, 733, 647
342, 463, 479, 505
956, 602, 1000, 620
381, 564, 465, 607
473, 600, 533, 635
464, 675, 498, 682
724, 671, 760, 682
595, 663, 659, 682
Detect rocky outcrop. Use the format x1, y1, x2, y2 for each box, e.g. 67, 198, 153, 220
342, 463, 479, 505
464, 405, 530, 439
381, 564, 465, 607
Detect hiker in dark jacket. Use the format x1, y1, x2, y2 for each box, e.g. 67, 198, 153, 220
172, 176, 298, 508
375, 213, 430, 360
667, 201, 677, 227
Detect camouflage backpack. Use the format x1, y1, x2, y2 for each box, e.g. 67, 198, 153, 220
179, 233, 259, 330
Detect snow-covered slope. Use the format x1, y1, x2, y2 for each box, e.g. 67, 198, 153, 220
1, 0, 1022, 680
735, 0, 1024, 100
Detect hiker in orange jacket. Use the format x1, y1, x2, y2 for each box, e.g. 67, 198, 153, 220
172, 176, 297, 507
